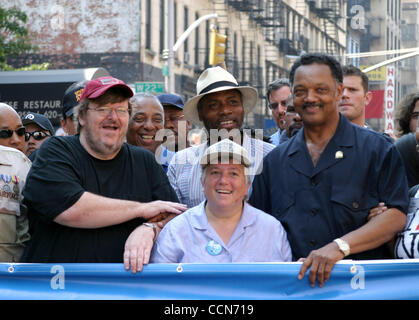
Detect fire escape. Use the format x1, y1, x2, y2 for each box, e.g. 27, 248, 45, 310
306, 0, 343, 56
213, 1, 293, 94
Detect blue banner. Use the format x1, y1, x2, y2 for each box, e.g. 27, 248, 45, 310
1, 260, 419, 300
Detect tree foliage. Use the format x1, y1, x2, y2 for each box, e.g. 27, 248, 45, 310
0, 7, 41, 70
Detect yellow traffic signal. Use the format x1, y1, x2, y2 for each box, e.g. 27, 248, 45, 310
209, 29, 227, 65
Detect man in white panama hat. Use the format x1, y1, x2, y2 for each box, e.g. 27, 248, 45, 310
167, 66, 275, 208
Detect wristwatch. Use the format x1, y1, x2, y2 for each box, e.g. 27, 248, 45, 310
143, 222, 157, 241
333, 238, 350, 257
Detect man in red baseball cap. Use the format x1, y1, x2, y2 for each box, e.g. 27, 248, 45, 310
21, 76, 186, 266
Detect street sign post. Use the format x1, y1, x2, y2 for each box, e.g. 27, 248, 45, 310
135, 82, 164, 94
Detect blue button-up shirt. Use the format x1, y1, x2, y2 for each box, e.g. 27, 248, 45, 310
250, 114, 409, 260
150, 201, 292, 263
157, 146, 175, 173
270, 129, 282, 146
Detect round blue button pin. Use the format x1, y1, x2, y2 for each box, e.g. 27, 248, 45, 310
206, 240, 222, 256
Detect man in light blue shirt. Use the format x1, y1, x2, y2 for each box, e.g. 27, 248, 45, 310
266, 79, 291, 146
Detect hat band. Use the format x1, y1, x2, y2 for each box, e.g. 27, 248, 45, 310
199, 81, 238, 95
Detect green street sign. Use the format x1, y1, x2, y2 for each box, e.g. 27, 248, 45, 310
162, 65, 169, 77
135, 82, 165, 93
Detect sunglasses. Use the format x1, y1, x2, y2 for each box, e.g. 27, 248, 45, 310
25, 131, 51, 141
0, 127, 26, 139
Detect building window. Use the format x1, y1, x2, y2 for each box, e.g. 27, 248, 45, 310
205, 20, 209, 68
184, 6, 189, 63
257, 45, 261, 91
402, 24, 418, 41
174, 2, 177, 43
249, 41, 254, 84
233, 32, 238, 78
241, 37, 246, 81
194, 12, 200, 66
145, 0, 151, 50
160, 0, 165, 55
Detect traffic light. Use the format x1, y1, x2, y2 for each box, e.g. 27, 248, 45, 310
209, 29, 227, 66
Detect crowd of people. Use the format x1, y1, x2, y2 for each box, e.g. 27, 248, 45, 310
0, 53, 418, 288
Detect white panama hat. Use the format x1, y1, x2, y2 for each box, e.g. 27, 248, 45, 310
183, 66, 258, 127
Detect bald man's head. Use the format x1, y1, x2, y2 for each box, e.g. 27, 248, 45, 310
0, 103, 26, 153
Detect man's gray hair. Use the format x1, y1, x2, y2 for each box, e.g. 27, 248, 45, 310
130, 93, 165, 122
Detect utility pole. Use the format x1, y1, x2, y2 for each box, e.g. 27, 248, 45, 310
162, 8, 218, 93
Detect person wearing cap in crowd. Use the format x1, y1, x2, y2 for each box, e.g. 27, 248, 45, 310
167, 66, 275, 209
20, 76, 186, 263
126, 93, 175, 172
249, 53, 408, 288
21, 112, 55, 160
266, 79, 291, 146
124, 139, 291, 271
0, 103, 31, 262
157, 93, 192, 152
60, 80, 88, 136
0, 103, 26, 153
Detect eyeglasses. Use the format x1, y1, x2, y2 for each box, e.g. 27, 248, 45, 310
0, 127, 26, 139
411, 112, 419, 120
25, 131, 51, 141
269, 101, 287, 110
88, 106, 129, 116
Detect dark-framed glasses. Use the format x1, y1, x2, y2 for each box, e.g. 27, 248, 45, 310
25, 131, 50, 141
0, 127, 26, 139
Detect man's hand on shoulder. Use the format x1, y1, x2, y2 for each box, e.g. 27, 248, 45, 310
138, 200, 187, 220
147, 212, 178, 229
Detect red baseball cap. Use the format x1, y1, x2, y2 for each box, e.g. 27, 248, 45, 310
80, 76, 133, 101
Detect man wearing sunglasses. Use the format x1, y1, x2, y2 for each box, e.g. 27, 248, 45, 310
0, 103, 26, 153
22, 112, 55, 159
0, 103, 31, 262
